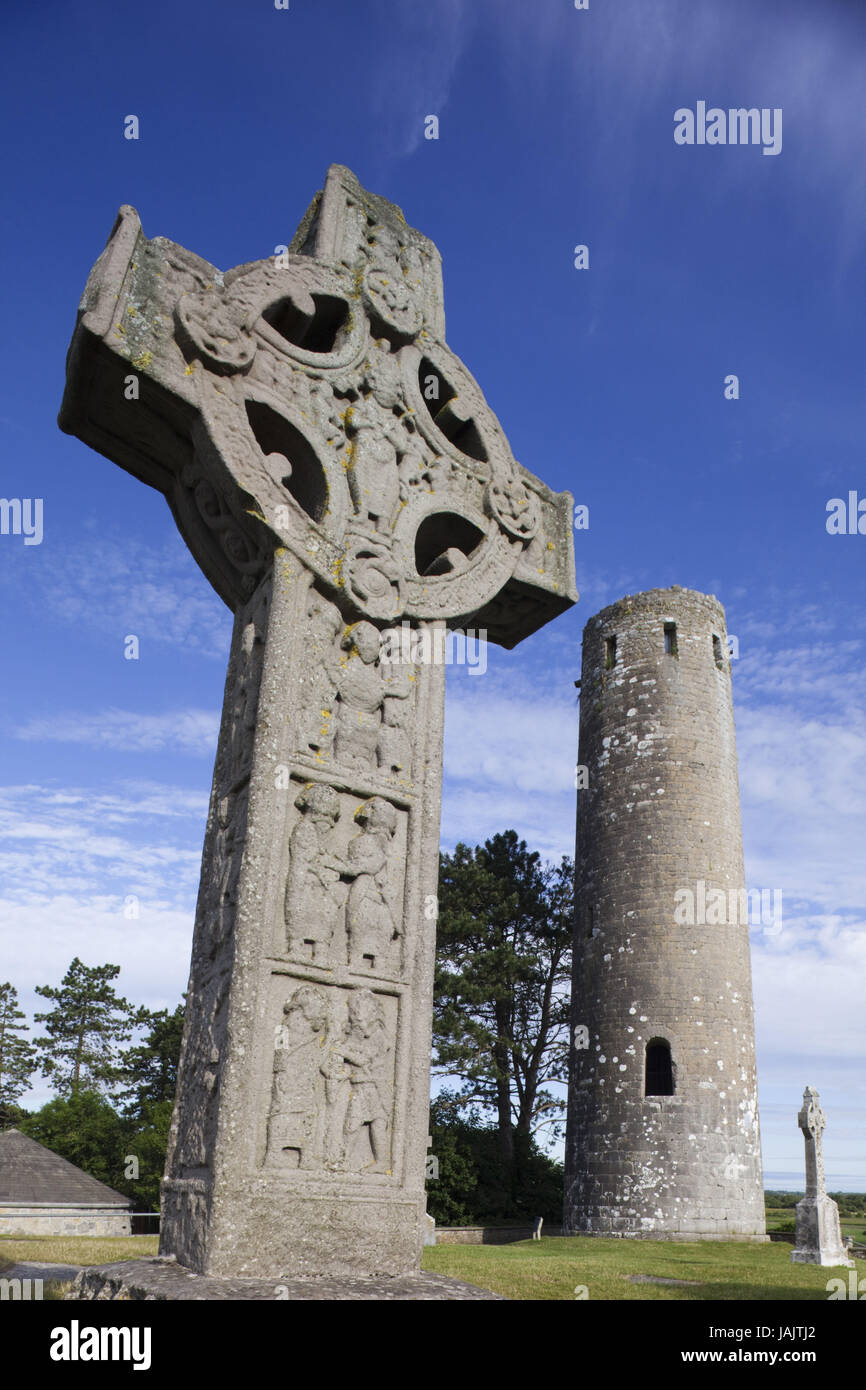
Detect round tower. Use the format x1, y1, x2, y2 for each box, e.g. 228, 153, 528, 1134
563, 587, 766, 1240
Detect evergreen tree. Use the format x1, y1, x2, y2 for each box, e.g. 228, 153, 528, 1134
120, 1099, 175, 1211
434, 832, 573, 1186
120, 1002, 185, 1116
0, 981, 37, 1107
426, 1096, 564, 1225
33, 958, 147, 1097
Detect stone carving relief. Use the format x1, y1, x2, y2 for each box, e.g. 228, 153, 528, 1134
297, 590, 343, 759
265, 984, 395, 1175
325, 988, 392, 1171
283, 785, 343, 965
342, 541, 406, 623
227, 586, 269, 789
265, 985, 330, 1170
175, 290, 256, 375
295, 594, 416, 779
282, 784, 406, 979
176, 461, 268, 603
344, 799, 401, 975
174, 968, 229, 1171
344, 342, 407, 536
485, 476, 540, 542
169, 261, 557, 629
197, 582, 269, 961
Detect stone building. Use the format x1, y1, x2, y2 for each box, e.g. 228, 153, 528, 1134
563, 587, 767, 1240
0, 1129, 132, 1236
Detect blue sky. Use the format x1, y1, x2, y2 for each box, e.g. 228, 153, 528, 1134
1, 0, 864, 1188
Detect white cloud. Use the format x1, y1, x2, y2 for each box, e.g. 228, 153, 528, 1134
15, 709, 220, 756
370, 0, 470, 159
483, 0, 866, 260
0, 781, 204, 1107
3, 532, 231, 658
0, 782, 207, 905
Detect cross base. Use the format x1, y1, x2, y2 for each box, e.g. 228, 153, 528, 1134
69, 1258, 504, 1301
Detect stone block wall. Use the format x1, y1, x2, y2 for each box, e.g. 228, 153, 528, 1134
0, 1206, 132, 1237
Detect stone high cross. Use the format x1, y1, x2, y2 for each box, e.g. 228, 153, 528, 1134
59, 166, 577, 1280
791, 1085, 852, 1267
798, 1085, 827, 1199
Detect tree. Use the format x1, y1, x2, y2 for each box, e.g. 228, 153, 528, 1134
120, 1099, 175, 1211
19, 1091, 127, 1191
0, 981, 37, 1107
33, 958, 147, 1098
434, 831, 573, 1186
426, 1096, 563, 1225
120, 1002, 185, 1117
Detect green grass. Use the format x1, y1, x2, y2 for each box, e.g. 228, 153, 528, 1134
0, 1235, 158, 1267
421, 1235, 858, 1300
1, 1232, 858, 1300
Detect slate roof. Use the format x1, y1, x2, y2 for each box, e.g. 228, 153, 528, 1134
0, 1129, 131, 1207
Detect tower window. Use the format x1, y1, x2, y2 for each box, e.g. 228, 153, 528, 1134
712, 634, 724, 670
645, 1039, 674, 1096
605, 636, 617, 670
663, 623, 678, 657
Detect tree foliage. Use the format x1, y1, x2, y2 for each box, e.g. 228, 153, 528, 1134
434, 831, 573, 1174
425, 1096, 563, 1225
20, 989, 185, 1212
33, 958, 147, 1098
120, 1003, 185, 1116
19, 1091, 128, 1190
0, 981, 37, 1105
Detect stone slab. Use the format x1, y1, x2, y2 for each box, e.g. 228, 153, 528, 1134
68, 1257, 505, 1301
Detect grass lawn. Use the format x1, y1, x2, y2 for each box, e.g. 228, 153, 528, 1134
0, 1235, 159, 1267
1, 1232, 857, 1300
421, 1235, 857, 1300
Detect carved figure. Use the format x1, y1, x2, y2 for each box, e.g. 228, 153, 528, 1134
377, 668, 414, 775
346, 394, 402, 535
284, 784, 342, 962
343, 798, 400, 973
266, 986, 329, 1168
333, 622, 383, 769
297, 590, 343, 756
322, 990, 391, 1171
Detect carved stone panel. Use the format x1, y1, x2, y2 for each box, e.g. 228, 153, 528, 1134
292, 583, 418, 786
262, 978, 398, 1178
279, 779, 407, 980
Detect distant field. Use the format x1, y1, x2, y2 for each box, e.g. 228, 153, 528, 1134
765, 1205, 866, 1244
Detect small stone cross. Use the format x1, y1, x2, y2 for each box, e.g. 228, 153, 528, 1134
797, 1084, 826, 1199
